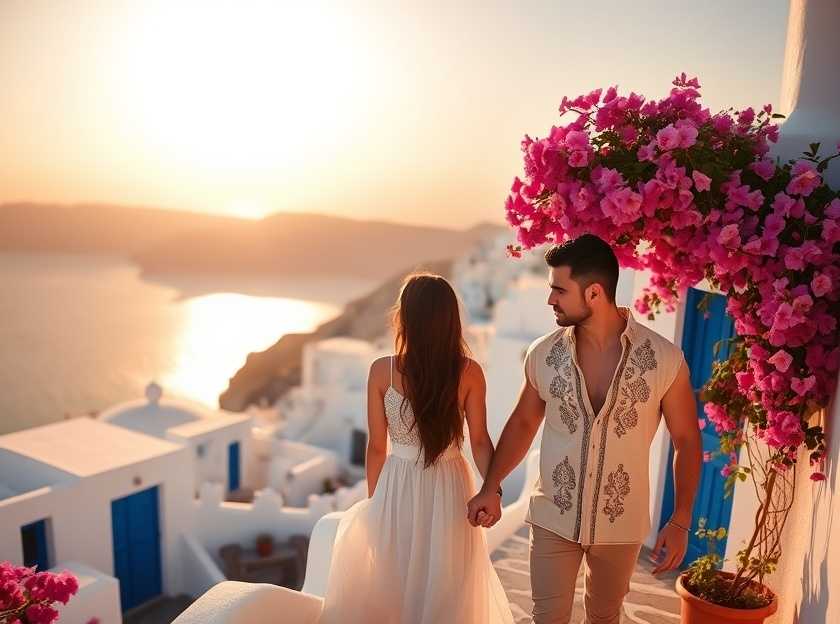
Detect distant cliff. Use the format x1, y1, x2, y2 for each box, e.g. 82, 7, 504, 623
0, 202, 239, 255
219, 259, 452, 411
1, 202, 503, 281
1, 201, 506, 410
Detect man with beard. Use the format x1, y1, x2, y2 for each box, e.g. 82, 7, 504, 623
467, 234, 702, 624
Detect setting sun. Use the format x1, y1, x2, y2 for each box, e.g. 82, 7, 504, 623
112, 3, 371, 174
224, 200, 273, 220
1, 1, 790, 226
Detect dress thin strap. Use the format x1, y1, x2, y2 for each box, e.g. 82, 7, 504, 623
390, 355, 394, 388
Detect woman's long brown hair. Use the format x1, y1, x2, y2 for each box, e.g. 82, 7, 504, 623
393, 273, 468, 468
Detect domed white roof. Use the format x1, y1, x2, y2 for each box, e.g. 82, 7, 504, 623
98, 382, 222, 438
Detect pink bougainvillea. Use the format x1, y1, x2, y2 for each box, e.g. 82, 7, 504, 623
0, 562, 78, 624
505, 74, 839, 477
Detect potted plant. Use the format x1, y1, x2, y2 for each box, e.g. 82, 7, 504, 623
503, 74, 839, 618
255, 533, 274, 557
674, 518, 777, 623
0, 562, 79, 623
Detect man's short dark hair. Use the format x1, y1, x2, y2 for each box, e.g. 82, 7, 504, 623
544, 234, 619, 302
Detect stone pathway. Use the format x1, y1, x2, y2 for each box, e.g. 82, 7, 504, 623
123, 595, 193, 624
492, 525, 681, 624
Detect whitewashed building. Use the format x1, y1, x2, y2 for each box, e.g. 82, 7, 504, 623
0, 417, 194, 620
453, 233, 547, 323
278, 338, 383, 473
0, 389, 367, 623
263, 439, 343, 507
99, 382, 253, 498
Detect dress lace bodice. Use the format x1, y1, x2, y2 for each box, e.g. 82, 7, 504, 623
384, 386, 421, 447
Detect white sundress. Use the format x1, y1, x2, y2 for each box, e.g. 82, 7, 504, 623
319, 357, 514, 624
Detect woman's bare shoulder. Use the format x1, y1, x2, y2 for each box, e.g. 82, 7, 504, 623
462, 357, 486, 386
368, 356, 392, 389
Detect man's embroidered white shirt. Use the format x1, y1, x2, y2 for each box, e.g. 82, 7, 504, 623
524, 308, 685, 544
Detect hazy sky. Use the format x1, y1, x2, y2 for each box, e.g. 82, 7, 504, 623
0, 0, 790, 227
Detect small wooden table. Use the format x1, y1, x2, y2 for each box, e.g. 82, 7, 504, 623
220, 544, 303, 588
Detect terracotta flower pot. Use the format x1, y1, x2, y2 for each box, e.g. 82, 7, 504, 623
675, 572, 778, 624
256, 534, 274, 557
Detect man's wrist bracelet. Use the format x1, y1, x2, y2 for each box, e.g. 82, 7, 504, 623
668, 519, 690, 532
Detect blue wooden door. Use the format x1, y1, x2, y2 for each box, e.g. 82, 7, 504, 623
659, 287, 736, 567
111, 486, 162, 611
21, 518, 50, 571
228, 441, 241, 492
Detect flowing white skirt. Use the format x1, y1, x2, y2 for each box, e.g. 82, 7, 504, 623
319, 442, 514, 624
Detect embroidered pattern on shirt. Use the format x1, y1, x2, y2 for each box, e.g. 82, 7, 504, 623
549, 331, 595, 538
552, 457, 576, 513
614, 407, 639, 438
588, 340, 632, 542
612, 339, 658, 438
603, 463, 631, 523
546, 338, 580, 433
572, 363, 594, 540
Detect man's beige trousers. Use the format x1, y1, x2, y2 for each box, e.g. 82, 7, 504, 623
529, 524, 642, 624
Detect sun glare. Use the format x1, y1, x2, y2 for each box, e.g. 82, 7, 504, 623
225, 200, 273, 220
161, 292, 339, 407
114, 2, 370, 174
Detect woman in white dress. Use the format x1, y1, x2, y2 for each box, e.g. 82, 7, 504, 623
319, 273, 514, 624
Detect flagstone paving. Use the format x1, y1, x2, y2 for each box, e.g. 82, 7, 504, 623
492, 525, 682, 624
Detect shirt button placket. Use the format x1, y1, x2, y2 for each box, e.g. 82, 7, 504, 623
581, 430, 596, 540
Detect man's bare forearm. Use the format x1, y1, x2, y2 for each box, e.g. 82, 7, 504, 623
671, 436, 701, 525
480, 417, 540, 492
471, 438, 494, 480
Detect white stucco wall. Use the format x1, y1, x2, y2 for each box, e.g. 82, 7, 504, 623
191, 480, 366, 571
166, 420, 253, 495
0, 450, 76, 497
0, 444, 195, 603
53, 562, 122, 624
302, 339, 374, 392
280, 454, 341, 507
172, 581, 323, 624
